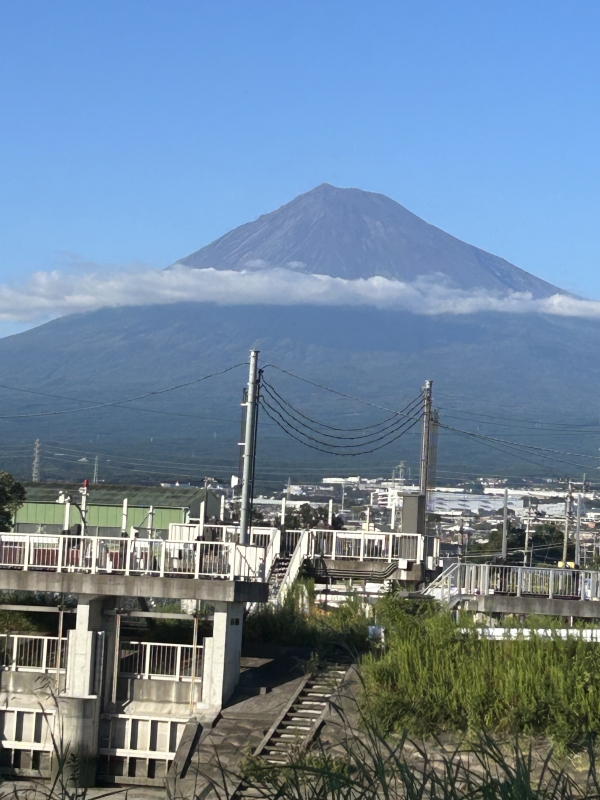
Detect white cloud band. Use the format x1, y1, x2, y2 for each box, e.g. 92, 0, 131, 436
0, 264, 597, 323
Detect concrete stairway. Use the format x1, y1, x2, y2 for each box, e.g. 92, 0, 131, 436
233, 664, 348, 798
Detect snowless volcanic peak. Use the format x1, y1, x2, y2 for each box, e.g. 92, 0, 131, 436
177, 183, 563, 297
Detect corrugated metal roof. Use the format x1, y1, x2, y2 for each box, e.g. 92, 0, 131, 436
22, 482, 208, 508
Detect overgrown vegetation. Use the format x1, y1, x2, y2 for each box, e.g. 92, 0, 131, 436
243, 580, 370, 653
0, 471, 25, 531
362, 595, 600, 747
175, 694, 600, 799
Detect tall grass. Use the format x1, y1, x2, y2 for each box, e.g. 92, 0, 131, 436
361, 596, 600, 746
174, 694, 600, 799
243, 581, 370, 653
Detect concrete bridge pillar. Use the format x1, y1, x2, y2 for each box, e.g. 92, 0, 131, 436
58, 595, 115, 786
201, 601, 244, 708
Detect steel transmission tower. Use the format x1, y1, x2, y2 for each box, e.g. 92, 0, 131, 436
32, 439, 41, 483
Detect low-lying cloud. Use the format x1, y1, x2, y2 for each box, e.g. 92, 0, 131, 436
1, 264, 599, 324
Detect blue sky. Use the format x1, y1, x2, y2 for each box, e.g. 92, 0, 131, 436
1, 0, 600, 324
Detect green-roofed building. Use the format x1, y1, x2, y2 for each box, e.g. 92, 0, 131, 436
14, 482, 220, 537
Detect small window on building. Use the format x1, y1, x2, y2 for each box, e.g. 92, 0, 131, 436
230, 618, 240, 626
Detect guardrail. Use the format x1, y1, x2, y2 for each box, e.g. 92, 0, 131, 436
118, 641, 202, 681
0, 534, 267, 580
308, 530, 430, 562
461, 627, 600, 641
0, 634, 67, 673
425, 562, 600, 603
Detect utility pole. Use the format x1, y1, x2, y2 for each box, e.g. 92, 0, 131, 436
239, 349, 259, 545
92, 455, 99, 484
575, 493, 582, 567
32, 439, 41, 483
524, 494, 531, 566
562, 480, 572, 566
418, 380, 433, 535
501, 488, 508, 561
419, 381, 433, 495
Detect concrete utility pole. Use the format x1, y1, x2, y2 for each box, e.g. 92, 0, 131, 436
575, 493, 582, 567
328, 498, 333, 527
419, 381, 433, 496
501, 488, 508, 561
239, 349, 259, 545
524, 495, 531, 566
280, 495, 287, 527
562, 480, 572, 566
32, 439, 41, 483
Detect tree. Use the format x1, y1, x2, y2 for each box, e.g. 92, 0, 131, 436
283, 503, 344, 530
0, 472, 26, 531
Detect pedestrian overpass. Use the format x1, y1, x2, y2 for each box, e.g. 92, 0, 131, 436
424, 562, 600, 619
0, 524, 438, 785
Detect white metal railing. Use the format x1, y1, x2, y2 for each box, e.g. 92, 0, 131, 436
461, 627, 600, 641
0, 534, 267, 581
118, 641, 202, 681
0, 634, 67, 673
275, 529, 311, 603
308, 530, 427, 563
281, 529, 303, 556
425, 562, 600, 604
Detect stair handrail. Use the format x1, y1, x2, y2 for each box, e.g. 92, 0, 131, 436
265, 528, 281, 581
275, 528, 312, 604
421, 561, 460, 597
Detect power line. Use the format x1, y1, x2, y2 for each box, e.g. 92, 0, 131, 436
0, 363, 248, 419
260, 395, 421, 450
440, 424, 600, 464
263, 364, 422, 416
261, 382, 422, 442
260, 397, 422, 456
261, 378, 421, 433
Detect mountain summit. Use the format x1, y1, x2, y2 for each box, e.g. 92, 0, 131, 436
177, 183, 562, 297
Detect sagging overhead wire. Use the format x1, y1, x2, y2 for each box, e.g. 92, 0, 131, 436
0, 362, 249, 419
439, 423, 600, 472
261, 395, 421, 449
260, 394, 423, 456
261, 379, 423, 440
262, 363, 422, 416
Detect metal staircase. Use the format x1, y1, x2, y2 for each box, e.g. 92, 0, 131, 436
267, 555, 291, 600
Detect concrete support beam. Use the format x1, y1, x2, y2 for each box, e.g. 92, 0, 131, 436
0, 570, 268, 603
202, 601, 244, 708
469, 594, 600, 619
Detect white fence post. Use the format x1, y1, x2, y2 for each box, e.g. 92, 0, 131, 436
56, 537, 63, 573
144, 644, 150, 679
91, 538, 98, 574
194, 542, 200, 579
124, 539, 130, 576
159, 540, 166, 577
23, 537, 30, 571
